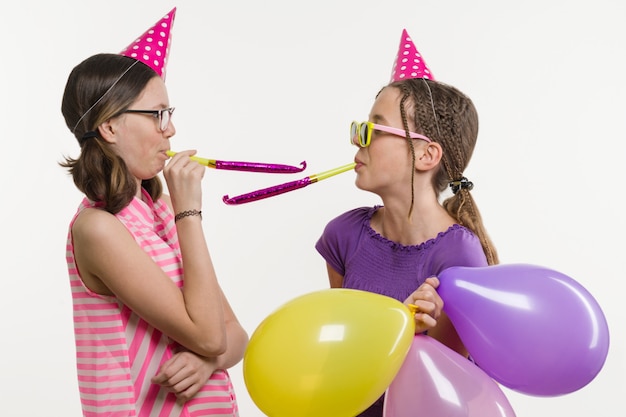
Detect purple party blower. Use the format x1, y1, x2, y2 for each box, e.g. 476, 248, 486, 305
166, 151, 306, 173
223, 162, 356, 205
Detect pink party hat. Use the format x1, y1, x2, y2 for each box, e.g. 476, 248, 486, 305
120, 7, 176, 78
389, 29, 435, 82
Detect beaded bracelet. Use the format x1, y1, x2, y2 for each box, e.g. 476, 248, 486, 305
174, 209, 202, 223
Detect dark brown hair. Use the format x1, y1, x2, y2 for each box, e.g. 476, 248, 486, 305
60, 53, 162, 214
391, 78, 498, 265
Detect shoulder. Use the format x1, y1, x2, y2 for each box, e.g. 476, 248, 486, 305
435, 225, 488, 268
316, 207, 376, 274
324, 206, 376, 230
71, 208, 138, 295
317, 206, 375, 252
73, 207, 122, 237
72, 207, 135, 250
442, 224, 482, 245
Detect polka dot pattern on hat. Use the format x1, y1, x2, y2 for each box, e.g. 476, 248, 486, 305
389, 29, 435, 83
120, 7, 176, 79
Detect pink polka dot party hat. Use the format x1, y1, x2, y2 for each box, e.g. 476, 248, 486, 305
120, 7, 176, 79
389, 29, 435, 82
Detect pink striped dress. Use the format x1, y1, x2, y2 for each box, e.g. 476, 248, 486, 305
66, 190, 239, 417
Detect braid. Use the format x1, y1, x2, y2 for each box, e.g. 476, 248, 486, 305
444, 189, 499, 264
391, 79, 499, 265
399, 91, 416, 218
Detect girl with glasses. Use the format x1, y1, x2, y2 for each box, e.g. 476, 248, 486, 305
316, 30, 498, 417
60, 9, 247, 417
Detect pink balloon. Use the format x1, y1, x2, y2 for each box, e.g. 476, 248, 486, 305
384, 335, 516, 417
437, 264, 610, 396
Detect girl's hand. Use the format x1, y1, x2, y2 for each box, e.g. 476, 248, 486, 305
403, 277, 444, 334
163, 150, 205, 213
151, 350, 217, 402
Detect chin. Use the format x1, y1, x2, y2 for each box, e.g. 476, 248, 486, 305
354, 178, 367, 191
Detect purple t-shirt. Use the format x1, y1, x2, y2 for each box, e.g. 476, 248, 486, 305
316, 206, 488, 302
315, 206, 488, 416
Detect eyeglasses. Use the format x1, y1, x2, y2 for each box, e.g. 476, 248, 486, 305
350, 121, 431, 148
123, 107, 175, 132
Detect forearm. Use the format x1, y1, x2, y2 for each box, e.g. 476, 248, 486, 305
176, 215, 227, 353
427, 313, 468, 357
213, 321, 248, 370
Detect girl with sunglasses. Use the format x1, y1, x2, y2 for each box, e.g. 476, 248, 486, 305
316, 30, 498, 417
60, 9, 247, 416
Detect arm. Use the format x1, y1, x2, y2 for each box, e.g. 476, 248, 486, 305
427, 311, 467, 357
151, 287, 248, 402
326, 248, 466, 355
202, 287, 248, 370
326, 263, 344, 288
73, 151, 229, 357
327, 262, 466, 355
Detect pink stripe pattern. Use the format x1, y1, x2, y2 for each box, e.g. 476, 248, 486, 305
66, 190, 239, 416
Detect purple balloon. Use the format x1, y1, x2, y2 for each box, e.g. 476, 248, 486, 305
384, 335, 516, 417
437, 264, 610, 396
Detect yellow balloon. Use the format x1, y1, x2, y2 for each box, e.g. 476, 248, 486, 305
243, 289, 415, 417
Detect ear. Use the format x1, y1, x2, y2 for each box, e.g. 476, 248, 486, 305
97, 119, 118, 144
415, 141, 443, 172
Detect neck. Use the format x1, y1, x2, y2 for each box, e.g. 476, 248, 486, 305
374, 194, 455, 246
135, 178, 144, 199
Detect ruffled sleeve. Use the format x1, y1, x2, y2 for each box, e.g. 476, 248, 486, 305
315, 207, 376, 276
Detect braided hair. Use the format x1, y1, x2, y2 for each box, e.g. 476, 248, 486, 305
391, 78, 498, 265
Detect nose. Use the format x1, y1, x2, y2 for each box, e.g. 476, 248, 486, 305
164, 120, 176, 138
350, 132, 361, 147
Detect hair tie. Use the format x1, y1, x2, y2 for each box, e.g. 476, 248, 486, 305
81, 131, 99, 141
449, 177, 474, 194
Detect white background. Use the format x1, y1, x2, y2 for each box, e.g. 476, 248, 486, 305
1, 0, 624, 416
